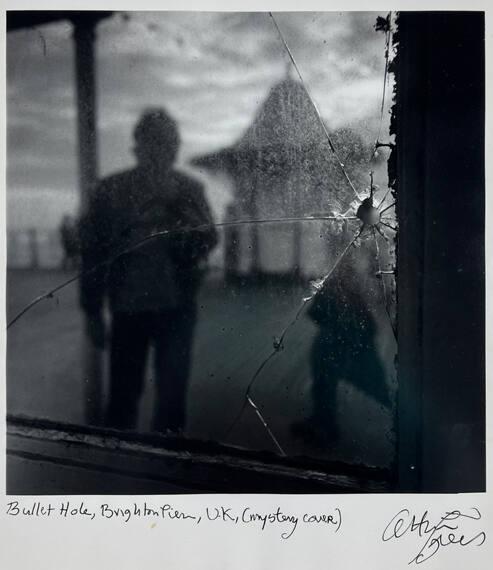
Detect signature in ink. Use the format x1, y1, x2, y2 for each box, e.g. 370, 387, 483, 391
382, 507, 486, 565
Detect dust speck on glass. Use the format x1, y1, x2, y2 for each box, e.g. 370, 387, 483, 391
7, 11, 397, 468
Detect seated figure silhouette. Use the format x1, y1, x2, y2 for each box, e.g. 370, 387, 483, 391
79, 108, 217, 433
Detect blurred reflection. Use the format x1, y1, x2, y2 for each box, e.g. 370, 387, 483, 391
59, 214, 80, 271
292, 226, 391, 450
79, 108, 217, 433
7, 12, 397, 470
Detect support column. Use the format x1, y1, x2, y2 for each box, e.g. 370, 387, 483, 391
396, 12, 485, 492
73, 17, 103, 425
74, 19, 98, 215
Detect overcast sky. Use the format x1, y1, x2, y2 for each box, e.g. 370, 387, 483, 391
7, 11, 391, 228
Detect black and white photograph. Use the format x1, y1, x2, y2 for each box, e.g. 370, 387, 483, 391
5, 8, 485, 496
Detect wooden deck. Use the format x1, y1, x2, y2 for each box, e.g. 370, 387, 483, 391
7, 269, 396, 469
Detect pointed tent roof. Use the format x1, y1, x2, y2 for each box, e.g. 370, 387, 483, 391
237, 76, 327, 152
192, 75, 328, 170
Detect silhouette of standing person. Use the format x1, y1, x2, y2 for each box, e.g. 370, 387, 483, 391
292, 226, 390, 448
79, 108, 217, 433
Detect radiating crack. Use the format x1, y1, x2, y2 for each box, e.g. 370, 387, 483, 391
7, 214, 357, 330
371, 12, 393, 161
269, 12, 363, 203
373, 227, 397, 341
379, 201, 396, 216
377, 187, 393, 210
224, 224, 364, 452
379, 220, 397, 232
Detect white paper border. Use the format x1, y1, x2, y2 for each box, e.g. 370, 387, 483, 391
1, 1, 491, 569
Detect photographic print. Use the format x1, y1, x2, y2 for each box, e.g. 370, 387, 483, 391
5, 9, 485, 495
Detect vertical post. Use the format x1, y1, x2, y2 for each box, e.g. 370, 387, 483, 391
73, 19, 98, 215
73, 17, 103, 425
394, 12, 424, 493
396, 13, 485, 492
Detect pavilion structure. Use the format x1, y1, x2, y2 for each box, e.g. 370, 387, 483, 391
193, 73, 368, 281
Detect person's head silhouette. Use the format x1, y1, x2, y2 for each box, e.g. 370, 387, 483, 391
133, 107, 180, 173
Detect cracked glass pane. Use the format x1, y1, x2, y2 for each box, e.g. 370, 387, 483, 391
7, 11, 396, 471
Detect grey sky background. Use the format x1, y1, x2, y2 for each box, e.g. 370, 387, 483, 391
7, 11, 391, 229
